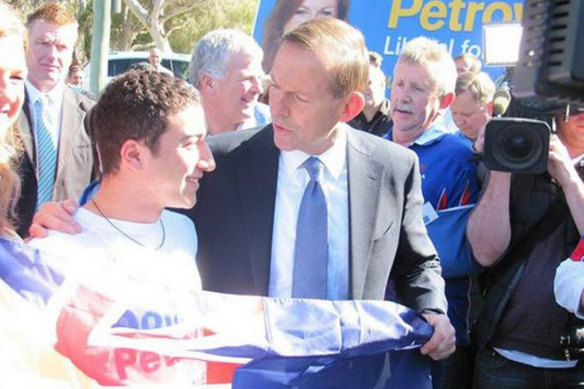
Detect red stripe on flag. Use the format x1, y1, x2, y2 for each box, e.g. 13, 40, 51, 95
460, 181, 471, 206
202, 328, 242, 384
570, 238, 584, 261
437, 189, 448, 211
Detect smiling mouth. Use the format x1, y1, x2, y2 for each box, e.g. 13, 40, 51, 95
394, 106, 413, 115
241, 93, 259, 104
0, 107, 12, 120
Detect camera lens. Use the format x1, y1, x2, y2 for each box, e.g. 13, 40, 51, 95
483, 117, 551, 174
496, 125, 542, 167
504, 134, 533, 161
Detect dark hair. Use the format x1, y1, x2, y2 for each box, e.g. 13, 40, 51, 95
91, 69, 202, 176
262, 0, 350, 73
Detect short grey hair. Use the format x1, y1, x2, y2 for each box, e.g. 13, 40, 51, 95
397, 36, 457, 98
189, 29, 263, 88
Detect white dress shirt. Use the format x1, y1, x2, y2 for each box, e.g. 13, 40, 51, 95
25, 80, 65, 146
269, 126, 349, 300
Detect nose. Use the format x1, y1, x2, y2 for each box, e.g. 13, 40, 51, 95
268, 87, 289, 119
198, 140, 216, 173
396, 89, 412, 103
250, 74, 263, 95
46, 44, 60, 60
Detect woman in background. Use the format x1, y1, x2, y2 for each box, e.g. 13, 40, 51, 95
0, 3, 94, 386
0, 0, 25, 238
261, 0, 350, 73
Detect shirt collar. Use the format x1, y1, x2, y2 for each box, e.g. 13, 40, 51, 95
411, 125, 447, 146
26, 80, 64, 105
280, 123, 348, 180
573, 153, 584, 166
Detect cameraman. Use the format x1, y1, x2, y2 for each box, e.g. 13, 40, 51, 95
467, 109, 584, 388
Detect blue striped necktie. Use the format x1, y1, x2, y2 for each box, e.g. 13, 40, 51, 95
34, 96, 57, 210
292, 156, 328, 299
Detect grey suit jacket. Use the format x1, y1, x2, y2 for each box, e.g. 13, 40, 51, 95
190, 125, 446, 314
14, 86, 95, 236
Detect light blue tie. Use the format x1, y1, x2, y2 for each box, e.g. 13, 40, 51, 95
292, 157, 328, 299
34, 96, 57, 210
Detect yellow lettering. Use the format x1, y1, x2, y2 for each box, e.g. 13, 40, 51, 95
386, 0, 524, 33
464, 2, 485, 31
513, 3, 524, 22
483, 2, 513, 23
388, 0, 423, 28
448, 0, 466, 31
421, 1, 447, 31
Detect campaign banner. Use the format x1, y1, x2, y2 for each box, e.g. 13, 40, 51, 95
0, 236, 434, 388
252, 0, 524, 81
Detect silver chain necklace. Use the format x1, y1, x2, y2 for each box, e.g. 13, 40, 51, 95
91, 199, 166, 250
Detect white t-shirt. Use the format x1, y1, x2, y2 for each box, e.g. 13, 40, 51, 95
28, 208, 206, 385
29, 208, 202, 293
555, 257, 584, 319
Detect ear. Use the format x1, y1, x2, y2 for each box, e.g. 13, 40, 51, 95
485, 101, 494, 116
199, 73, 215, 93
439, 92, 455, 110
339, 92, 365, 123
119, 139, 146, 171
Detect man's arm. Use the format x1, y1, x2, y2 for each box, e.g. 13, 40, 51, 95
27, 199, 81, 239
550, 135, 584, 315
390, 152, 455, 360
466, 170, 512, 267
548, 135, 584, 235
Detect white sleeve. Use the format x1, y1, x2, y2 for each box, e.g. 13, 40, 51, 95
554, 258, 584, 319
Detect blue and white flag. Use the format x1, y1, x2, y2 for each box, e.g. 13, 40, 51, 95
0, 236, 433, 388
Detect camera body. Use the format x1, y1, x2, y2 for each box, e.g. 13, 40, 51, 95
561, 325, 584, 361
483, 117, 551, 174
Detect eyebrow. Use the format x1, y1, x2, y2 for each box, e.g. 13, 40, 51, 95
180, 133, 204, 142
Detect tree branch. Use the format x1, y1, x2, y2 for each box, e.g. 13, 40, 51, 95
161, 1, 204, 24
167, 19, 190, 37
122, 0, 148, 26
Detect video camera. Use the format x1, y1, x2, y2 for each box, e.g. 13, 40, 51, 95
560, 325, 584, 361
481, 0, 584, 174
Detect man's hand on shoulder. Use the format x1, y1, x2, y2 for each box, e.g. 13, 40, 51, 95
420, 313, 456, 360
28, 199, 82, 239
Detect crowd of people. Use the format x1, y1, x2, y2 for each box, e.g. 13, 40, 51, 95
1, 1, 584, 388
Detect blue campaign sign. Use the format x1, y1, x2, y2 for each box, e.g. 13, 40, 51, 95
252, 0, 523, 82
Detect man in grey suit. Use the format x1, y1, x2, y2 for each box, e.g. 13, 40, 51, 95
14, 3, 94, 237
191, 18, 455, 361
29, 17, 454, 363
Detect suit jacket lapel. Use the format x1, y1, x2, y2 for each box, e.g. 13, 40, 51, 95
235, 126, 279, 295
56, 88, 81, 179
347, 130, 383, 299
16, 93, 36, 172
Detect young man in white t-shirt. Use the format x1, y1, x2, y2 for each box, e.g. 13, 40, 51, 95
30, 68, 215, 279
27, 68, 216, 384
